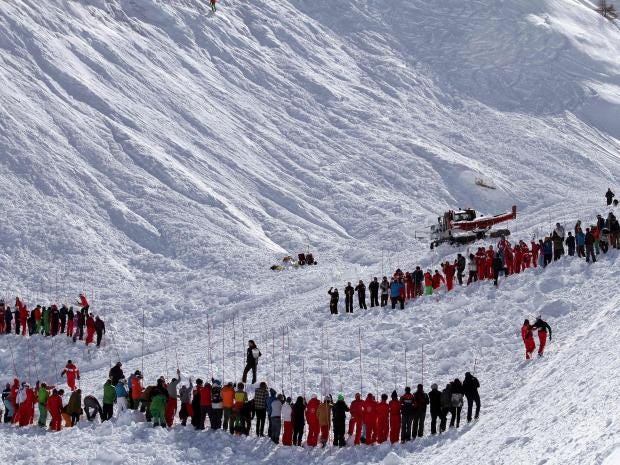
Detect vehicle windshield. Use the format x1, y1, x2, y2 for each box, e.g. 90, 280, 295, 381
453, 211, 475, 222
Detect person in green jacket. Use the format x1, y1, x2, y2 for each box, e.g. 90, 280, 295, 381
37, 383, 51, 427
102, 379, 116, 421
149, 379, 169, 427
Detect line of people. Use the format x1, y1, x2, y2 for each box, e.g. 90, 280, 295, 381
328, 209, 619, 314
0, 359, 481, 450
0, 294, 106, 347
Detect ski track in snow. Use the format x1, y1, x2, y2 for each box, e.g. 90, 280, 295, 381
0, 0, 619, 464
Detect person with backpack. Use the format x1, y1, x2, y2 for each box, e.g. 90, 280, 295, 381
428, 383, 442, 434
242, 340, 261, 384
412, 384, 429, 438
291, 396, 306, 446
521, 319, 536, 360
532, 316, 552, 356
344, 282, 355, 313
253, 381, 268, 436
332, 394, 349, 447
380, 277, 390, 307
400, 386, 415, 442
328, 287, 339, 315
355, 280, 368, 310
462, 372, 480, 422
368, 277, 380, 308
449, 378, 464, 428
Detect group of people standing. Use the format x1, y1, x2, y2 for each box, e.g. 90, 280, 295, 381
328, 207, 619, 314
1, 347, 481, 451
0, 294, 106, 347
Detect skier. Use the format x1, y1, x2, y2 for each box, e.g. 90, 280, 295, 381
355, 280, 367, 310
332, 394, 349, 447
532, 316, 552, 356
368, 277, 380, 308
61, 360, 80, 391
400, 386, 415, 442
412, 384, 429, 438
305, 394, 321, 447
328, 287, 339, 315
388, 278, 402, 309
521, 319, 536, 360
344, 282, 354, 313
292, 396, 306, 446
389, 390, 401, 443
95, 316, 106, 347
380, 277, 390, 307
317, 396, 331, 447
429, 383, 442, 434
253, 381, 268, 436
605, 188, 615, 206
131, 371, 144, 411
16, 382, 35, 426
242, 340, 261, 384
463, 372, 480, 422
376, 393, 389, 443
348, 392, 363, 445
363, 393, 377, 444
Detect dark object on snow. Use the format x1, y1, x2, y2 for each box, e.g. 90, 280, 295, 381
596, 0, 618, 19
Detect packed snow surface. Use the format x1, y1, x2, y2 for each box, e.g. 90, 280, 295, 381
0, 0, 619, 464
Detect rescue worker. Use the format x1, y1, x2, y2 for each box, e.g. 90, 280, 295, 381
348, 392, 364, 445
532, 316, 552, 356
521, 319, 536, 360
61, 360, 80, 391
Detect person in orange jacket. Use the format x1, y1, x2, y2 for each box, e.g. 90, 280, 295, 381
47, 389, 64, 431
363, 393, 377, 445
376, 393, 390, 443
423, 270, 433, 295
61, 360, 80, 391
221, 382, 235, 431
85, 314, 96, 345
388, 391, 401, 444
131, 371, 144, 410
305, 394, 321, 447
521, 319, 536, 359
347, 392, 364, 445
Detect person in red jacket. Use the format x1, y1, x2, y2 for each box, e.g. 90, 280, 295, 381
78, 293, 89, 313
17, 383, 36, 426
514, 245, 523, 274
376, 393, 390, 443
348, 392, 364, 445
19, 305, 28, 336
61, 360, 80, 391
10, 378, 20, 423
475, 248, 487, 280
388, 391, 401, 444
199, 381, 212, 430
442, 262, 456, 291
521, 319, 536, 359
432, 270, 445, 293
521, 242, 531, 270
306, 394, 321, 446
85, 315, 96, 345
362, 393, 377, 445
405, 273, 415, 300
47, 389, 64, 431
423, 270, 433, 295
531, 241, 539, 268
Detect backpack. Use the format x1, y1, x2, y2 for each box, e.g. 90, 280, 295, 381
451, 393, 463, 408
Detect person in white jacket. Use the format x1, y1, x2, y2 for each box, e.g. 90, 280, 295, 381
270, 394, 284, 444
281, 397, 293, 446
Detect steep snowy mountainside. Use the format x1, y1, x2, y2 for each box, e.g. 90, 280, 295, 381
0, 0, 619, 311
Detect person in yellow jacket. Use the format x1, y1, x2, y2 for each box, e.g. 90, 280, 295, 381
317, 396, 332, 448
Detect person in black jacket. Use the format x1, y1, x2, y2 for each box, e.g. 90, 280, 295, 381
585, 228, 596, 263
368, 277, 379, 308
492, 252, 504, 286
450, 378, 464, 428
455, 254, 466, 286
59, 305, 68, 334
4, 306, 12, 334
413, 267, 424, 296
354, 280, 367, 310
344, 282, 354, 313
328, 288, 339, 315
439, 383, 452, 432
412, 384, 429, 438
532, 317, 552, 356
605, 188, 615, 206
242, 340, 261, 384
428, 383, 442, 434
462, 372, 480, 423
332, 394, 349, 447
565, 232, 576, 256
95, 316, 106, 347
291, 396, 306, 446
109, 362, 125, 386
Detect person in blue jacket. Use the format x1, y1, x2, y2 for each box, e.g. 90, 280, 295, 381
390, 279, 404, 310
115, 378, 129, 416
575, 229, 586, 258
542, 238, 553, 267
267, 388, 277, 438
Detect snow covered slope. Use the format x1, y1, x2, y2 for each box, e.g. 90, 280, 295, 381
0, 0, 619, 463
